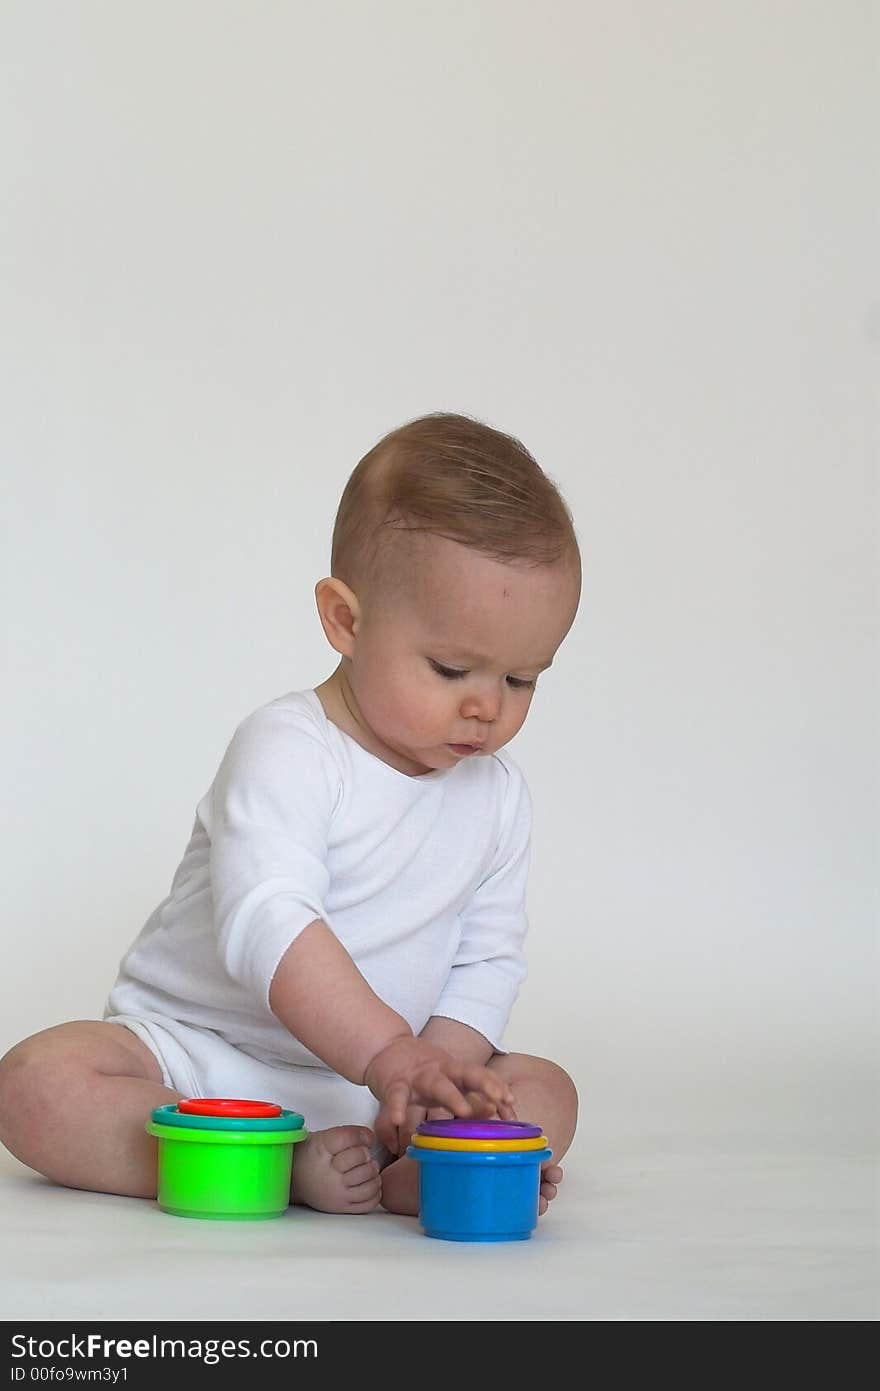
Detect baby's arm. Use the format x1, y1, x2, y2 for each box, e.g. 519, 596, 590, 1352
268, 919, 513, 1125
420, 1015, 495, 1065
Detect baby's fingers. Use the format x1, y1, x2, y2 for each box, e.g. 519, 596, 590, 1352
460, 1089, 495, 1119
383, 1080, 413, 1127
375, 1108, 400, 1154
473, 1094, 518, 1122
457, 1063, 514, 1110
415, 1073, 474, 1117
459, 1088, 518, 1123
397, 1104, 428, 1154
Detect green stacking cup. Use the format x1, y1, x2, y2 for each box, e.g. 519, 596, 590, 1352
146, 1098, 308, 1220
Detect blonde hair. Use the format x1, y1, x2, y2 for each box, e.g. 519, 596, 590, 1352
330, 412, 580, 596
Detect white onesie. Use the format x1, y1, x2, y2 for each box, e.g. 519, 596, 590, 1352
104, 687, 532, 1132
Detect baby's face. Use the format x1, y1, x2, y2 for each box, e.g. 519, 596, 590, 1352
344, 535, 580, 777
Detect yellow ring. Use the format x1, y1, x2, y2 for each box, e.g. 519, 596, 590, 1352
410, 1133, 548, 1153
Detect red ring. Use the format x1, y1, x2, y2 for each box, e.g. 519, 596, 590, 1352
177, 1097, 283, 1119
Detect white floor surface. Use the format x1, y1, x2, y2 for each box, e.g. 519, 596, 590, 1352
1, 1127, 874, 1322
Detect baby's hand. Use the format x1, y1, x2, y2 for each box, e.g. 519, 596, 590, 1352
377, 1090, 520, 1155
364, 1037, 514, 1135
376, 1103, 433, 1156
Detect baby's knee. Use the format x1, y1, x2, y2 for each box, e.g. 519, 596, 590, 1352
0, 1030, 48, 1094
0, 1023, 100, 1139
1, 1032, 58, 1127
0, 1036, 47, 1147
495, 1053, 579, 1111
535, 1057, 578, 1112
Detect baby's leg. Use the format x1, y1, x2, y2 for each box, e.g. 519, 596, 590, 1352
380, 1053, 578, 1217
0, 1020, 382, 1214
0, 1020, 181, 1197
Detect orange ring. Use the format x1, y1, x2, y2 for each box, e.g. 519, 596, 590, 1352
177, 1098, 283, 1119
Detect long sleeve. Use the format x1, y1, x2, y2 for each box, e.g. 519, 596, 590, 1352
202, 709, 343, 1006
431, 759, 532, 1049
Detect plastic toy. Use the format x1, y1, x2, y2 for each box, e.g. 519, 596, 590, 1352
145, 1098, 307, 1220
410, 1132, 548, 1152
406, 1118, 552, 1242
416, 1118, 543, 1140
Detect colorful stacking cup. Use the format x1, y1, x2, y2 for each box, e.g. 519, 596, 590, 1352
406, 1118, 552, 1242
146, 1098, 308, 1220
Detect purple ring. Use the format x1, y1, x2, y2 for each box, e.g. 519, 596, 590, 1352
416, 1119, 544, 1141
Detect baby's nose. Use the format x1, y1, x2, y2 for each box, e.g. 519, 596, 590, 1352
460, 689, 500, 723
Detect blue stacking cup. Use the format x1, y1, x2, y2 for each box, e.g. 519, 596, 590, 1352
406, 1141, 553, 1242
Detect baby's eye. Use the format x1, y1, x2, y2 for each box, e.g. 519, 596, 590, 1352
428, 659, 536, 689
428, 660, 467, 680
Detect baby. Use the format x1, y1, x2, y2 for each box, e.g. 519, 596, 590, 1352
0, 412, 581, 1219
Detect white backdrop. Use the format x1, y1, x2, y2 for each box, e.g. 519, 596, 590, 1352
1, 2, 875, 1158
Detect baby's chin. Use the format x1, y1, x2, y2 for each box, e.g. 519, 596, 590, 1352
437, 739, 495, 766
377, 729, 492, 775
399, 742, 461, 774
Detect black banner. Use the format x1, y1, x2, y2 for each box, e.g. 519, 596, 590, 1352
4, 1322, 554, 1381
6, 1323, 365, 1382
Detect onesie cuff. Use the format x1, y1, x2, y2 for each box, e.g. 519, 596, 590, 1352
220, 887, 328, 1009
429, 998, 512, 1056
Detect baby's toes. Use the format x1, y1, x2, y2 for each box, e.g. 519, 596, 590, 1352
320, 1125, 375, 1161
538, 1163, 563, 1215
345, 1169, 382, 1211
332, 1147, 378, 1188
331, 1148, 381, 1212
343, 1157, 380, 1190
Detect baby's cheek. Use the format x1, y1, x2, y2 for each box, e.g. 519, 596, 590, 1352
376, 684, 433, 744
505, 694, 534, 738
389, 677, 443, 735
407, 700, 447, 744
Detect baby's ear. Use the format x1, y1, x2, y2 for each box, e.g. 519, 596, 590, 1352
315, 577, 361, 654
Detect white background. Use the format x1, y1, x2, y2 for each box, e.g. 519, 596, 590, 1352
1, 1, 876, 1170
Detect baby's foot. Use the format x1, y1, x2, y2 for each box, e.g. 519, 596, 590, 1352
291, 1126, 381, 1214
539, 1161, 564, 1215
378, 1153, 420, 1216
